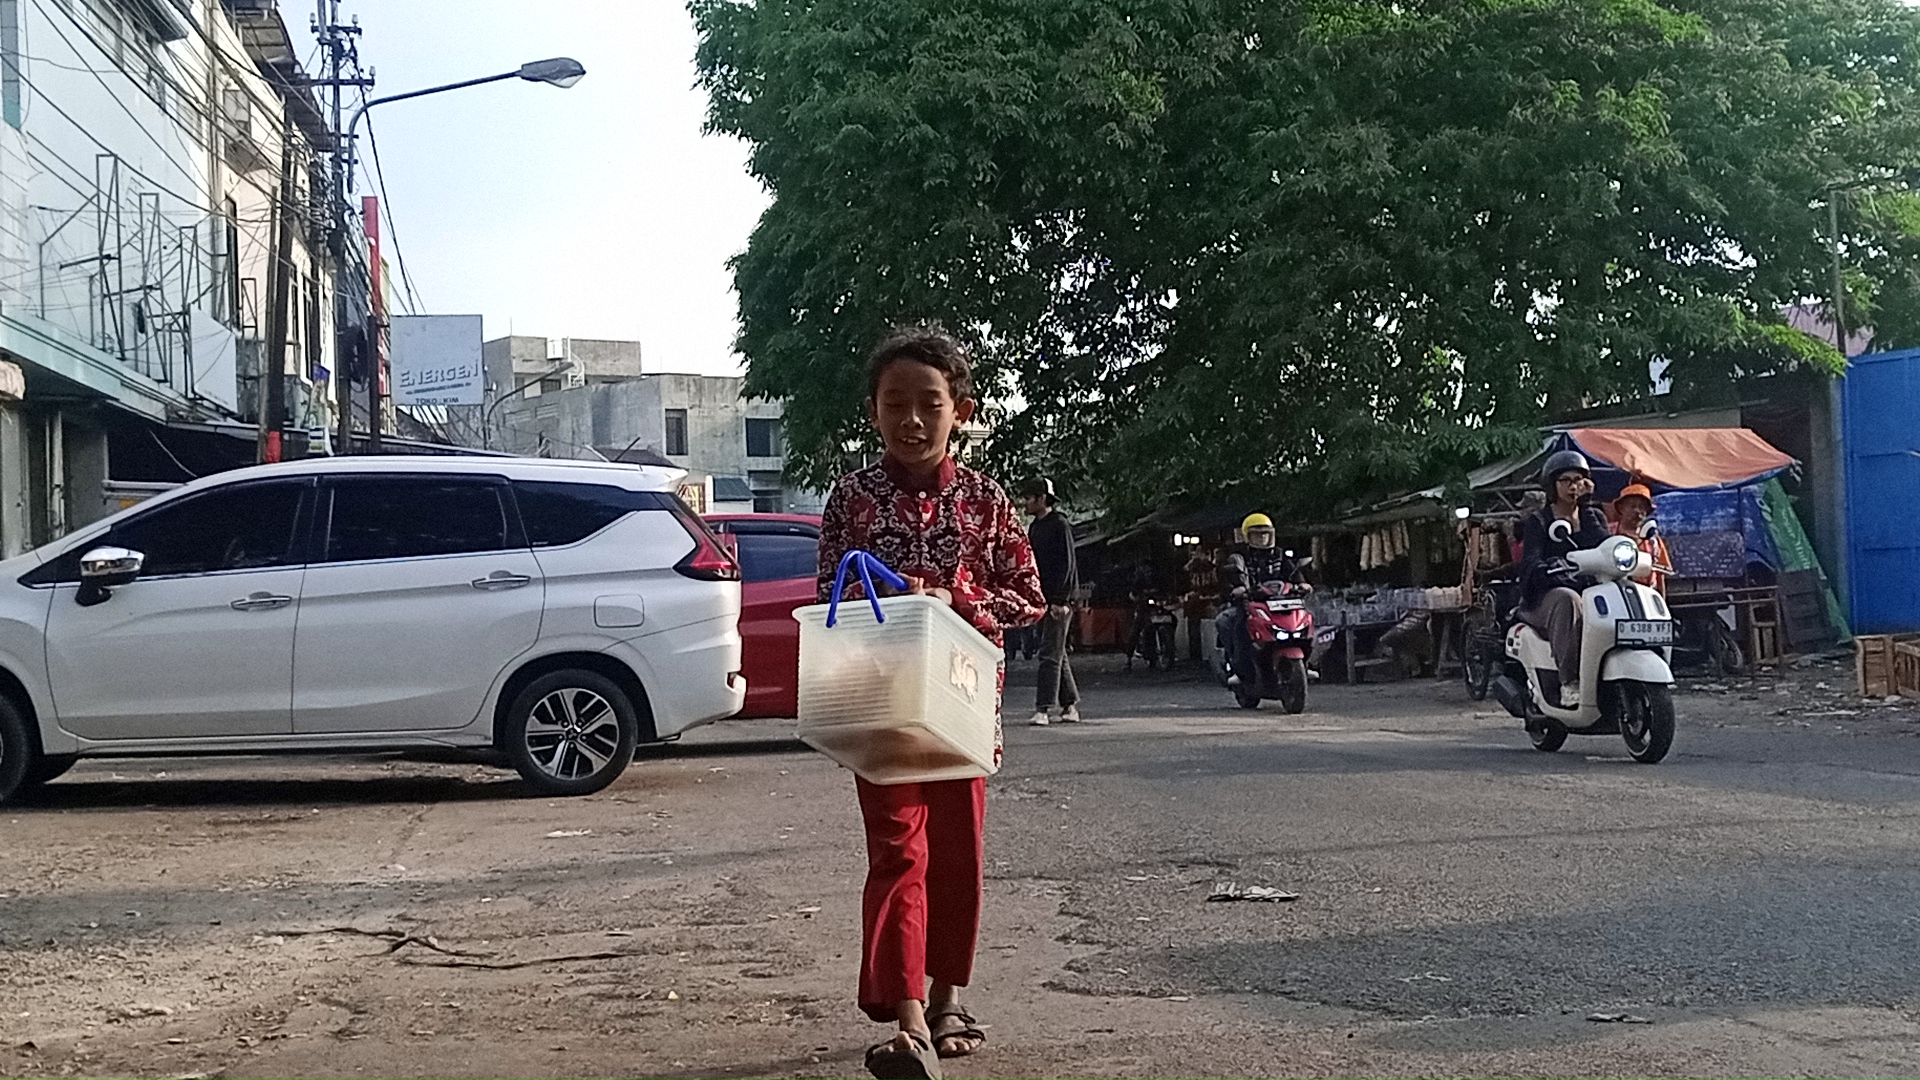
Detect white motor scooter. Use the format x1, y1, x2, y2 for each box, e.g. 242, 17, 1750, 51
1491, 524, 1678, 763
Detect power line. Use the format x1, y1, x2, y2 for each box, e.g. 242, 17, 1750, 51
24, 0, 217, 188
362, 110, 425, 315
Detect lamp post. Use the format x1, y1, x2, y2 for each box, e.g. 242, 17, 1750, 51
333, 58, 586, 454
483, 361, 575, 451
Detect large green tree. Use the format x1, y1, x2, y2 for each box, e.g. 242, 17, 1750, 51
693, 0, 1920, 518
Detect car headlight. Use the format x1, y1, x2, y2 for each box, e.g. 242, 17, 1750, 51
1608, 537, 1639, 573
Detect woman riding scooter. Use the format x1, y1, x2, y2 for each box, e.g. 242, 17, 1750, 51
1519, 451, 1611, 707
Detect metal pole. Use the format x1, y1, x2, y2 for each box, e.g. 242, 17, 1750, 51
327, 0, 354, 455
260, 118, 295, 463
1828, 194, 1849, 359
482, 361, 572, 451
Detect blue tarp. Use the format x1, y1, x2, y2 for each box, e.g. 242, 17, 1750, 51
1655, 487, 1781, 571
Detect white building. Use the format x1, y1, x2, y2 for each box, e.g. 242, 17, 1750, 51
0, 0, 343, 555
480, 336, 819, 514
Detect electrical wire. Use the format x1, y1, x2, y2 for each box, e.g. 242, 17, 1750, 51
362, 110, 425, 315
146, 427, 201, 480
24, 0, 217, 193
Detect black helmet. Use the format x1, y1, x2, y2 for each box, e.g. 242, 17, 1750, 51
1539, 449, 1590, 486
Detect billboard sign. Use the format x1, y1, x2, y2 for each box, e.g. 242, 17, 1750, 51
390, 314, 483, 406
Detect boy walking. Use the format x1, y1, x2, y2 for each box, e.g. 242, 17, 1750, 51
815, 327, 1046, 1079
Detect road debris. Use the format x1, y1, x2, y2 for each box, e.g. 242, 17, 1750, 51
544, 829, 592, 838
270, 926, 493, 959
1207, 882, 1299, 902
1586, 1011, 1653, 1024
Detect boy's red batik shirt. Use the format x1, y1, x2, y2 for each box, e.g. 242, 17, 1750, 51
816, 457, 1047, 763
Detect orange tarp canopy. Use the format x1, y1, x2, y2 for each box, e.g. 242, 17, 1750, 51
1568, 427, 1796, 490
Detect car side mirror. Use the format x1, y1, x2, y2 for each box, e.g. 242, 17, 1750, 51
76, 546, 143, 607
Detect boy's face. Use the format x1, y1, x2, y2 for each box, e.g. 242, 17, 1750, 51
869, 359, 975, 473
1023, 493, 1049, 517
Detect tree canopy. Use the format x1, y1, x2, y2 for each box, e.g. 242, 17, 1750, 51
692, 0, 1920, 518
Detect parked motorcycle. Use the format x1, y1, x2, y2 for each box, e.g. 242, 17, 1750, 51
1227, 580, 1314, 713
1491, 525, 1678, 763
1126, 596, 1179, 671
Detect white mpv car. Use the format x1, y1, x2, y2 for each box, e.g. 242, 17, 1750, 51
0, 457, 745, 804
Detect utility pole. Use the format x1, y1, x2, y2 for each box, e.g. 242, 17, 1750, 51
314, 0, 369, 453
1828, 195, 1849, 356
363, 195, 383, 452
259, 117, 294, 463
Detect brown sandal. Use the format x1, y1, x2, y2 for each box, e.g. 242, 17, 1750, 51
866, 1030, 942, 1079
928, 1006, 987, 1059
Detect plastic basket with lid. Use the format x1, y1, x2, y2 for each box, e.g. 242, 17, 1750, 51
794, 551, 1003, 785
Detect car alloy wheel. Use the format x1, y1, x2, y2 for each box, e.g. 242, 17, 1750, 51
524, 687, 622, 782
504, 669, 640, 796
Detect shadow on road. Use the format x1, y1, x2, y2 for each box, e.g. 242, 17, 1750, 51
16, 772, 525, 811
639, 733, 809, 760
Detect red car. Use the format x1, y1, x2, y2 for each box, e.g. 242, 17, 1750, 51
705, 513, 822, 719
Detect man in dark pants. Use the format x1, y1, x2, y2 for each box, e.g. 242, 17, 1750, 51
1021, 478, 1080, 725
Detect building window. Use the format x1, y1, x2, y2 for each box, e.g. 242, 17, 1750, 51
1, 0, 22, 130
212, 198, 240, 326
749, 469, 783, 514
745, 417, 783, 459
665, 408, 689, 457
539, 377, 562, 394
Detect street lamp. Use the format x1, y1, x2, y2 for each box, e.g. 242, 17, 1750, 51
333, 58, 587, 454
483, 361, 576, 450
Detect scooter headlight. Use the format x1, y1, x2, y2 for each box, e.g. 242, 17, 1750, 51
1608, 537, 1639, 573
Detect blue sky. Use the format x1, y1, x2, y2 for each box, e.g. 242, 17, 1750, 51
291, 1, 767, 375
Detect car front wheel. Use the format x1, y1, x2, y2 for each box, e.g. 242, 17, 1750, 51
503, 670, 639, 796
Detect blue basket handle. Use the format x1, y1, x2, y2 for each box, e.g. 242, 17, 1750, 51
826, 549, 911, 627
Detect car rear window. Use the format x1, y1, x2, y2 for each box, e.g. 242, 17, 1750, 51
735, 532, 819, 584
514, 481, 672, 547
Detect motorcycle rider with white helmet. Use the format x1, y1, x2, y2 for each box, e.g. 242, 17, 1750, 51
1518, 451, 1612, 707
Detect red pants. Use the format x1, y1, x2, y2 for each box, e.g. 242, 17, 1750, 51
855, 775, 986, 1022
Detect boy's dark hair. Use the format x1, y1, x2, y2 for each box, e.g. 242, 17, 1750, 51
866, 326, 975, 402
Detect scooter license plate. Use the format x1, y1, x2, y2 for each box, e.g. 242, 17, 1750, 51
1616, 619, 1675, 646
1151, 614, 1176, 625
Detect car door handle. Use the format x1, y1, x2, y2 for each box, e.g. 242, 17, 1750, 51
471, 572, 533, 591
231, 592, 293, 611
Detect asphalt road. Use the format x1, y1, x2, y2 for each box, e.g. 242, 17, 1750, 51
2, 655, 1917, 1078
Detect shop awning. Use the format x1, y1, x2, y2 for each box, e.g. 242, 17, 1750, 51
1564, 427, 1795, 491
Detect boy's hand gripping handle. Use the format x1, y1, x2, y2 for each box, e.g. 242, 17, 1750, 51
826, 549, 912, 627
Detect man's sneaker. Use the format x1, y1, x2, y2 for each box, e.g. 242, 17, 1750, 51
1562, 681, 1582, 708
1029, 710, 1052, 726
1061, 705, 1082, 723
1226, 674, 1242, 689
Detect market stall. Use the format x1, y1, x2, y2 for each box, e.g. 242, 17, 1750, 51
1547, 427, 1847, 670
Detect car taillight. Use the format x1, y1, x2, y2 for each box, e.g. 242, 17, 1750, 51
669, 503, 741, 581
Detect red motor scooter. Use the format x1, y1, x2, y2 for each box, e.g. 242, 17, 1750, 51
1230, 580, 1313, 713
